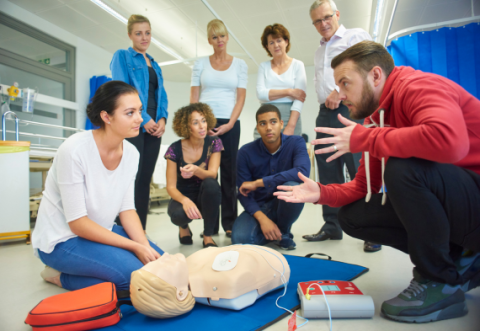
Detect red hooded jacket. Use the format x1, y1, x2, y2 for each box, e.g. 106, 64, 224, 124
318, 66, 480, 207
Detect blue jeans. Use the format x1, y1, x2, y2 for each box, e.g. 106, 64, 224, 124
38, 225, 164, 291
232, 181, 304, 245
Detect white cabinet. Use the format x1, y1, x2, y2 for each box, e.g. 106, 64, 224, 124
0, 141, 31, 243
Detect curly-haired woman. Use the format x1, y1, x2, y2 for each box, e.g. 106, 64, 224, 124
165, 103, 223, 248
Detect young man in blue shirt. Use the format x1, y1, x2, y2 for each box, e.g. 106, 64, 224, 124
231, 104, 310, 250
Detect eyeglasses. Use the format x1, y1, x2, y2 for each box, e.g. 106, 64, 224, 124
312, 13, 335, 26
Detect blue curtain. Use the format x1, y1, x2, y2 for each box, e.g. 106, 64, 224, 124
85, 75, 112, 130
387, 23, 480, 98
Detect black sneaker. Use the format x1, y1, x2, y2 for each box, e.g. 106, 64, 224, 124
381, 269, 467, 323
364, 241, 382, 252
455, 251, 480, 292
276, 234, 296, 250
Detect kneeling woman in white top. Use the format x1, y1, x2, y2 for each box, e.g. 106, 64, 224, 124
32, 81, 163, 292
255, 23, 307, 139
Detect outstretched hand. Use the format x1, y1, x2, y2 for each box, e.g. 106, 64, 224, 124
311, 113, 358, 163
274, 172, 320, 203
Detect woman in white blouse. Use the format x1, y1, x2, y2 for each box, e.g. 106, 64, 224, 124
32, 81, 163, 292
256, 24, 307, 139
190, 19, 248, 237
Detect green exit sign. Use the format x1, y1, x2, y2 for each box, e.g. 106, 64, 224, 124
38, 58, 50, 65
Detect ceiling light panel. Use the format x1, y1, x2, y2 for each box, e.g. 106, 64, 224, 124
90, 0, 127, 24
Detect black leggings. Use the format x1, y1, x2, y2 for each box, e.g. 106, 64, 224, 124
126, 130, 161, 230
167, 178, 221, 236
339, 157, 480, 285
216, 119, 240, 232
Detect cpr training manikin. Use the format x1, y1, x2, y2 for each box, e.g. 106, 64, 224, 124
129, 245, 291, 318
130, 252, 196, 318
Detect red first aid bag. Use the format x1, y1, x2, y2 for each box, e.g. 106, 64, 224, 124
25, 282, 130, 331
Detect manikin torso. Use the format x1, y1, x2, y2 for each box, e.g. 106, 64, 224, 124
187, 245, 291, 309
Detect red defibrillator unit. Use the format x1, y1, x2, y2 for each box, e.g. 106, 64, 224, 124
297, 280, 375, 318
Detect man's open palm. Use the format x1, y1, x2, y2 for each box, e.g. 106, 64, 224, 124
274, 172, 320, 203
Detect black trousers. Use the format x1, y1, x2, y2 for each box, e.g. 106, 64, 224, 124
167, 178, 221, 236
126, 130, 161, 230
339, 157, 480, 285
215, 119, 240, 232
314, 103, 363, 236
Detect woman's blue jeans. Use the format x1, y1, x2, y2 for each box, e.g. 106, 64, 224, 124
38, 225, 164, 291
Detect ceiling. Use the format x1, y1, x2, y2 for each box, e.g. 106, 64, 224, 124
6, 0, 480, 81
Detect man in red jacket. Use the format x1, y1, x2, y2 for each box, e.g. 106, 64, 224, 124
275, 40, 480, 323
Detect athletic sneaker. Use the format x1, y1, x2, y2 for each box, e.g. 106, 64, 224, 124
381, 269, 467, 323
277, 234, 296, 250
455, 251, 480, 293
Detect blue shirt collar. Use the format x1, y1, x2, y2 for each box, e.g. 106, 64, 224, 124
259, 133, 285, 155
128, 47, 154, 61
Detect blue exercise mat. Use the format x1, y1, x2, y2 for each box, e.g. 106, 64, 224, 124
97, 254, 368, 331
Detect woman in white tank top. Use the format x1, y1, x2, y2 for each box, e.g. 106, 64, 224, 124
190, 19, 248, 237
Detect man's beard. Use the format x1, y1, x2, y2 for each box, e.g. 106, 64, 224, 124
349, 80, 378, 120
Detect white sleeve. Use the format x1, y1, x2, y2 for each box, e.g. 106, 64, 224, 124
291, 60, 307, 112
237, 59, 248, 89
55, 149, 88, 222
350, 29, 372, 46
119, 177, 136, 213
191, 59, 203, 86
256, 62, 270, 102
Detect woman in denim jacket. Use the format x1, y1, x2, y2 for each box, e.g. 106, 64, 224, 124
110, 14, 168, 232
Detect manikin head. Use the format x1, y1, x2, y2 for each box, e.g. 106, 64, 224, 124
130, 253, 195, 318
